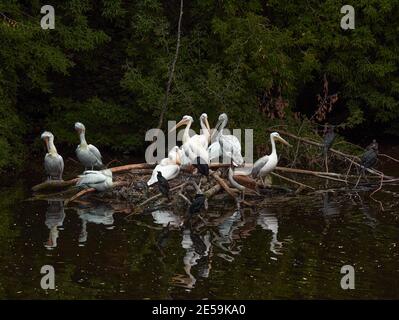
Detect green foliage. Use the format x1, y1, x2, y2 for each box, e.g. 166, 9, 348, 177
0, 0, 398, 172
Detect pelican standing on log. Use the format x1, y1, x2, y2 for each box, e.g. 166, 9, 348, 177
170, 115, 210, 175
208, 113, 244, 166
74, 122, 104, 170
41, 131, 64, 181
251, 132, 291, 185
147, 146, 181, 186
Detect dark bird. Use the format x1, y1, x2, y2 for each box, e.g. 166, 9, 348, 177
193, 156, 209, 176
157, 171, 170, 199
189, 193, 206, 217
366, 139, 378, 151
360, 143, 379, 175
322, 125, 335, 156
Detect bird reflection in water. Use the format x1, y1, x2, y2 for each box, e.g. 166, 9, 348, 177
44, 200, 65, 250
172, 227, 212, 290
213, 210, 243, 260
151, 210, 183, 228
321, 192, 340, 217
151, 210, 183, 257
76, 205, 115, 246
256, 209, 283, 256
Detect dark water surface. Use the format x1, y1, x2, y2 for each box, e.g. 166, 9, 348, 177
1, 157, 399, 299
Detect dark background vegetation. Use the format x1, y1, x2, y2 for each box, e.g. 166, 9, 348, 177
1, 0, 398, 172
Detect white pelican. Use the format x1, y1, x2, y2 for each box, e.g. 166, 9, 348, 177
170, 115, 210, 173
251, 132, 291, 184
76, 169, 113, 192
74, 122, 104, 170
147, 146, 181, 186
41, 131, 64, 180
190, 113, 211, 149
208, 113, 244, 166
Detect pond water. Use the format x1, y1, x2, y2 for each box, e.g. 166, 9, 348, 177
0, 155, 399, 299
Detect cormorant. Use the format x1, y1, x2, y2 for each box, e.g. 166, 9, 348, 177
157, 171, 170, 199
189, 193, 206, 217
360, 142, 379, 175
366, 139, 378, 151
193, 156, 209, 176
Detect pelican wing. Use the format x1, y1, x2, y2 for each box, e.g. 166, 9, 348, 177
77, 171, 105, 186
220, 135, 244, 165
44, 154, 64, 178
252, 155, 269, 178
147, 164, 180, 186
88, 144, 103, 162
190, 134, 209, 149
208, 141, 221, 161
183, 139, 209, 164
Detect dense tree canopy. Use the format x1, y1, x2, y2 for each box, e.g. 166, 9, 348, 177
0, 0, 398, 172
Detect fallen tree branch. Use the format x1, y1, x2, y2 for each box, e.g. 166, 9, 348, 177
379, 153, 399, 163
270, 129, 389, 178
64, 188, 95, 206
271, 172, 315, 190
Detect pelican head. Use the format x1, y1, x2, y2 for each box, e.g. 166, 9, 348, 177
200, 113, 211, 132
74, 122, 86, 133
271, 132, 291, 147
169, 115, 193, 133
41, 131, 54, 141
214, 113, 228, 131
41, 131, 53, 148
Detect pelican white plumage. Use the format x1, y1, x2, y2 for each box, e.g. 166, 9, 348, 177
41, 131, 64, 180
147, 146, 181, 186
190, 113, 211, 149
170, 115, 210, 168
74, 122, 104, 170
251, 132, 291, 184
76, 169, 113, 192
208, 113, 244, 166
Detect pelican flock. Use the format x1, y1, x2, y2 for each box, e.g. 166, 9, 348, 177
39, 113, 294, 205
170, 115, 210, 175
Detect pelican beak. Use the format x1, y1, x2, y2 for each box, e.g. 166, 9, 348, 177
176, 150, 181, 166
277, 136, 291, 147
44, 138, 49, 151
205, 117, 211, 133
169, 118, 189, 133
210, 119, 223, 141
